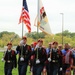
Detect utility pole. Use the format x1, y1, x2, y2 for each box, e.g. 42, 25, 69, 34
60, 13, 64, 46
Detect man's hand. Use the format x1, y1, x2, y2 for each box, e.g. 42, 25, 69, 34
20, 40, 24, 46
60, 67, 62, 71
48, 58, 51, 62
1, 58, 4, 62
36, 59, 40, 64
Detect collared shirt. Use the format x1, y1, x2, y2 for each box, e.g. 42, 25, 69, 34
8, 50, 11, 52
23, 44, 26, 47
52, 48, 58, 52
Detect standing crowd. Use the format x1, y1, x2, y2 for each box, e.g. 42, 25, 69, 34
2, 36, 75, 75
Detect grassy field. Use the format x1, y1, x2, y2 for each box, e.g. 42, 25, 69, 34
0, 52, 30, 75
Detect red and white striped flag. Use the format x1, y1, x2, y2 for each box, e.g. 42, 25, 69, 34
19, 0, 31, 33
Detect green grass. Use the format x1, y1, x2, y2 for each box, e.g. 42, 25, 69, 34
0, 52, 4, 75
0, 52, 30, 75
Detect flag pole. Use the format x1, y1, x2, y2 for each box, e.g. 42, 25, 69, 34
22, 0, 24, 38
60, 13, 64, 47
22, 22, 24, 38
36, 0, 40, 59
21, 0, 24, 60
37, 0, 40, 36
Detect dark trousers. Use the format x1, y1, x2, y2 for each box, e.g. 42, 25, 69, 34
46, 63, 51, 75
33, 65, 44, 75
4, 67, 12, 75
50, 63, 59, 75
62, 64, 70, 74
58, 67, 63, 75
18, 63, 28, 75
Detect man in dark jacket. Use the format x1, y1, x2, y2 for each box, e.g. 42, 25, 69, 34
4, 42, 17, 75
50, 41, 62, 75
32, 39, 47, 75
16, 36, 32, 75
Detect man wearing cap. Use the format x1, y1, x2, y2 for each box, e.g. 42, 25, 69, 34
50, 41, 62, 75
16, 36, 32, 75
3, 42, 17, 75
32, 39, 47, 75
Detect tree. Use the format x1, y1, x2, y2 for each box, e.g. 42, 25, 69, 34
25, 31, 45, 40
0, 31, 21, 47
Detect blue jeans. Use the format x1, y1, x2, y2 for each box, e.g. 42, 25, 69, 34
18, 64, 28, 75
33, 65, 44, 75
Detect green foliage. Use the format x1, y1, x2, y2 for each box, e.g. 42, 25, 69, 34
1, 30, 75, 48
55, 30, 75, 47
0, 31, 21, 47
56, 30, 75, 38
25, 31, 45, 40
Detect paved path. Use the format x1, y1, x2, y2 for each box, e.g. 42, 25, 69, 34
0, 50, 5, 52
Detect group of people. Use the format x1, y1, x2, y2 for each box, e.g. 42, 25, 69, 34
2, 36, 75, 75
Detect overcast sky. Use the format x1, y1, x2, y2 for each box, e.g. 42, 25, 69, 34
0, 0, 75, 37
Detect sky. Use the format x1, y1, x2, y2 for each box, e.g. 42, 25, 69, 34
0, 0, 75, 37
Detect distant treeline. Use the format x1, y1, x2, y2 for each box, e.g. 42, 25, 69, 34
0, 30, 75, 47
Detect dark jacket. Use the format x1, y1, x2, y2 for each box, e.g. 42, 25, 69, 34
4, 50, 17, 68
16, 44, 31, 65
32, 47, 47, 66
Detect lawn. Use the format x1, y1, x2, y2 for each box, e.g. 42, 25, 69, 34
0, 52, 31, 75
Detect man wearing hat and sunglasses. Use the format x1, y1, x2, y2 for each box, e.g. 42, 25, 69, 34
3, 42, 17, 75
16, 36, 32, 75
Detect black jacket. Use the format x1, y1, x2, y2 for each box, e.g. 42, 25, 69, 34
32, 47, 47, 66
16, 44, 31, 65
4, 50, 17, 68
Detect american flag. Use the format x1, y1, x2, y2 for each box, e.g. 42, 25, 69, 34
19, 0, 31, 32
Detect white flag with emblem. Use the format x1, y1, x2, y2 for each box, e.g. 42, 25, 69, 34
34, 0, 52, 35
